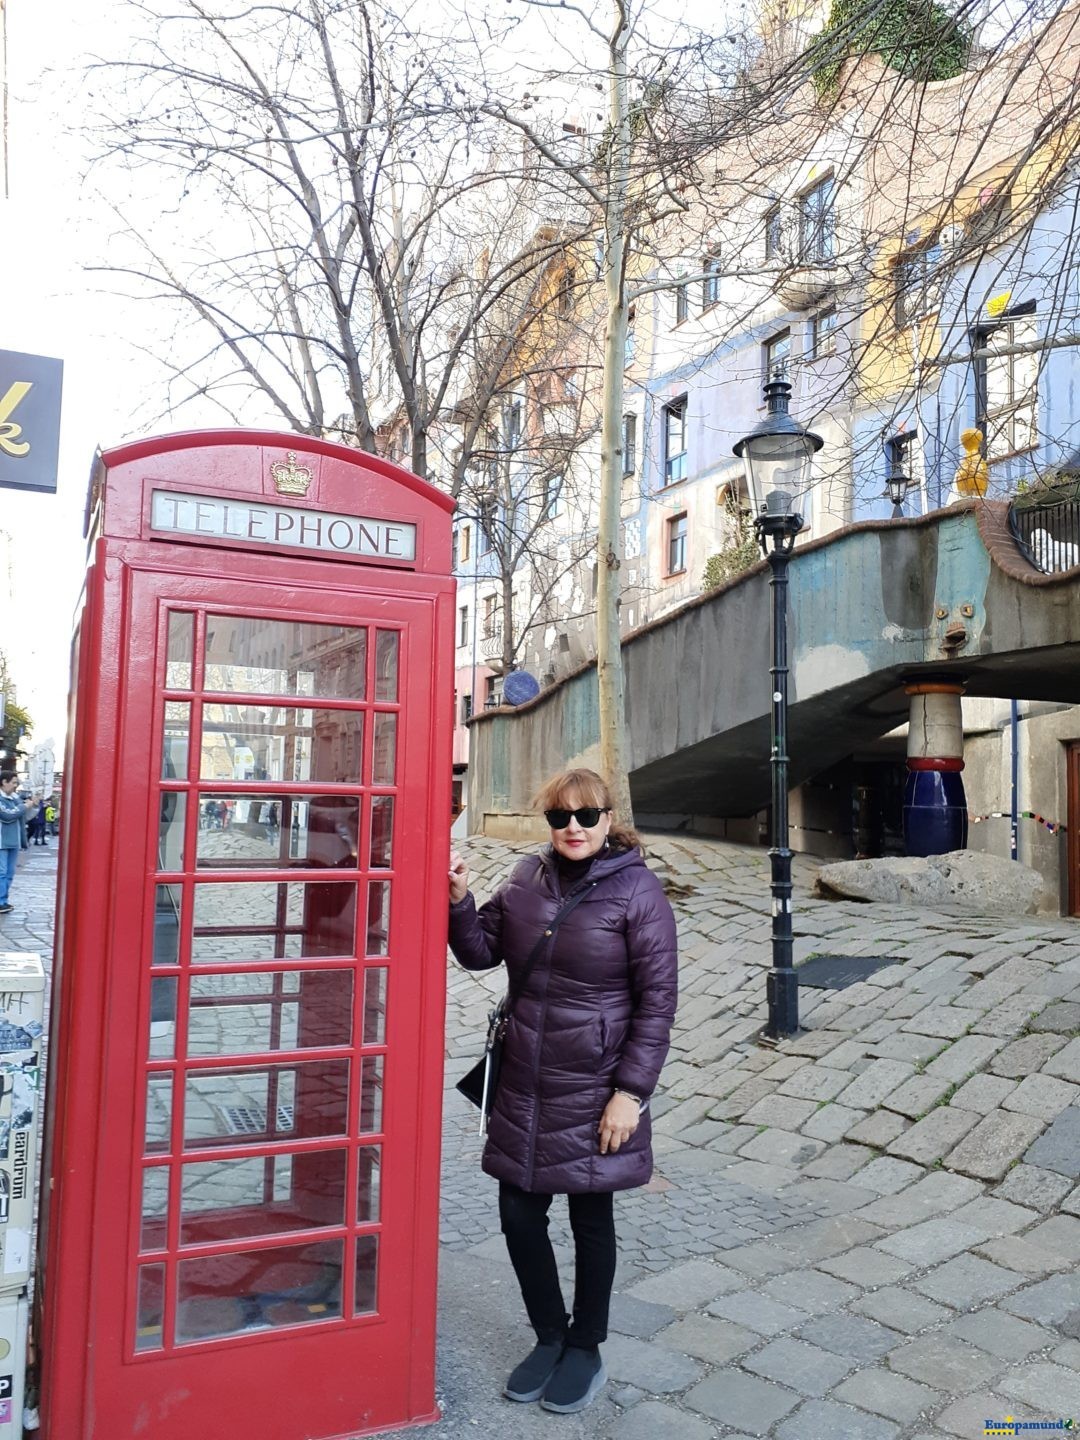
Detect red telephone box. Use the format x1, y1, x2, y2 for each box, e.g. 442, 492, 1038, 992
38, 431, 455, 1439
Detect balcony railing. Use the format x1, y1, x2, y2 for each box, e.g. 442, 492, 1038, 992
1009, 492, 1080, 574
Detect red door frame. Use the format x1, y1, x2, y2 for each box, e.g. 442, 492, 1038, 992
39, 434, 454, 1440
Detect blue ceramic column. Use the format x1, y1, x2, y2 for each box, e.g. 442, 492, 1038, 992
903, 681, 968, 857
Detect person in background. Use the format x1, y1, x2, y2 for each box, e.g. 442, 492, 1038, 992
0, 775, 36, 915
32, 797, 48, 846
448, 768, 678, 1415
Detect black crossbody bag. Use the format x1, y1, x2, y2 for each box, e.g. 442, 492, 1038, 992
456, 880, 600, 1134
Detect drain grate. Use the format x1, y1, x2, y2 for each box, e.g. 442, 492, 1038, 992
219, 1104, 295, 1135
796, 954, 903, 990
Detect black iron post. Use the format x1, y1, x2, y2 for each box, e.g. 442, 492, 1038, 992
734, 375, 822, 1042
758, 517, 800, 1038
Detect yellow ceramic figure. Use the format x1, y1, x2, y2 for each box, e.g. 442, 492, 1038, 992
955, 428, 989, 497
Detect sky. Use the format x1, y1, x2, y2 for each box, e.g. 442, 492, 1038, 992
0, 0, 181, 753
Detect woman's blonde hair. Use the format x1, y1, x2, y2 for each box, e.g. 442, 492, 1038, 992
532, 768, 641, 852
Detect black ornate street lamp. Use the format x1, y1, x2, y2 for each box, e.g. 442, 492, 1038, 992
733, 374, 823, 1039
884, 452, 911, 520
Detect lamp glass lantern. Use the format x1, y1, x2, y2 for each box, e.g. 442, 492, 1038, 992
884, 448, 911, 518
733, 377, 823, 547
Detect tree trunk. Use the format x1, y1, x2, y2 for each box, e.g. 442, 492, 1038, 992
595, 0, 633, 825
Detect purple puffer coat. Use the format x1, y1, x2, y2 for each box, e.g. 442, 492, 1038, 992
449, 844, 678, 1194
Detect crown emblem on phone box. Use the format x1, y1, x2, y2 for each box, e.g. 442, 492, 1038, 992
271, 451, 314, 496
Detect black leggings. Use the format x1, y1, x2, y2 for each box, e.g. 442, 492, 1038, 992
498, 1181, 617, 1349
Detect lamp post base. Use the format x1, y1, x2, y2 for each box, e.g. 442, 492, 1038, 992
765, 965, 800, 1040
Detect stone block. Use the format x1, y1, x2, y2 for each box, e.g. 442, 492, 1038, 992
836, 1060, 916, 1112
997, 1361, 1080, 1415
945, 1110, 1046, 1181
801, 1142, 874, 1179
740, 1094, 820, 1131
926, 1034, 1005, 1082
609, 1293, 678, 1339
760, 1269, 858, 1315
949, 1195, 1039, 1238
777, 1065, 851, 1102
706, 1289, 810, 1336
976, 1235, 1073, 1277
1001, 1271, 1080, 1324
993, 1163, 1075, 1210
845, 1110, 909, 1149
792, 1310, 901, 1362
653, 1313, 757, 1365
774, 1399, 900, 1440
855, 1157, 924, 1195
1065, 1185, 1080, 1216
608, 1400, 714, 1440
625, 1260, 744, 1310
1021, 1214, 1080, 1263
1023, 1105, 1080, 1177
989, 1033, 1068, 1077
736, 1128, 825, 1169
603, 1334, 705, 1393
933, 1391, 1017, 1438
951, 1073, 1019, 1115
850, 1286, 952, 1334
743, 1336, 856, 1396
831, 1367, 939, 1423
1042, 1037, 1080, 1080
815, 1245, 915, 1286
943, 1307, 1057, 1360
902, 1007, 970, 1039
1028, 999, 1080, 1032
886, 1106, 980, 1165
887, 1333, 1000, 1391
876, 1218, 987, 1266
771, 1214, 885, 1262
800, 1104, 866, 1143
683, 1369, 799, 1432
911, 1253, 1022, 1308
882, 1074, 955, 1119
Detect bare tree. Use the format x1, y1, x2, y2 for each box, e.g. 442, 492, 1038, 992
87, 0, 595, 487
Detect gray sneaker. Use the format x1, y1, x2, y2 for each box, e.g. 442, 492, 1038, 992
504, 1340, 565, 1403
540, 1346, 606, 1413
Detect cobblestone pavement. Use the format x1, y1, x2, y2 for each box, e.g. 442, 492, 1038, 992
440, 835, 1080, 1439
6, 835, 1080, 1439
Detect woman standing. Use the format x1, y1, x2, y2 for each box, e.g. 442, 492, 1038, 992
448, 768, 678, 1414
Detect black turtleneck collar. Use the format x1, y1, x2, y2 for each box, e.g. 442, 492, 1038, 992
555, 846, 605, 894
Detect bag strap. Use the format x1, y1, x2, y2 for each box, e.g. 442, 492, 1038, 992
506, 877, 601, 1016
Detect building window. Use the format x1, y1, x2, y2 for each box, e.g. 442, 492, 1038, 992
460, 693, 472, 723
763, 329, 791, 382
974, 303, 1038, 460
451, 529, 459, 571
701, 253, 721, 311
482, 593, 499, 638
622, 413, 637, 475
675, 280, 689, 326
663, 397, 688, 484
537, 472, 561, 520
810, 308, 837, 358
798, 176, 835, 263
623, 305, 636, 370
894, 240, 943, 328
458, 606, 469, 647
506, 400, 522, 449
479, 496, 496, 553
765, 203, 783, 261
460, 524, 471, 562
667, 513, 688, 575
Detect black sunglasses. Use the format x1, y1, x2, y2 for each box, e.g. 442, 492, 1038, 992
545, 806, 610, 829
